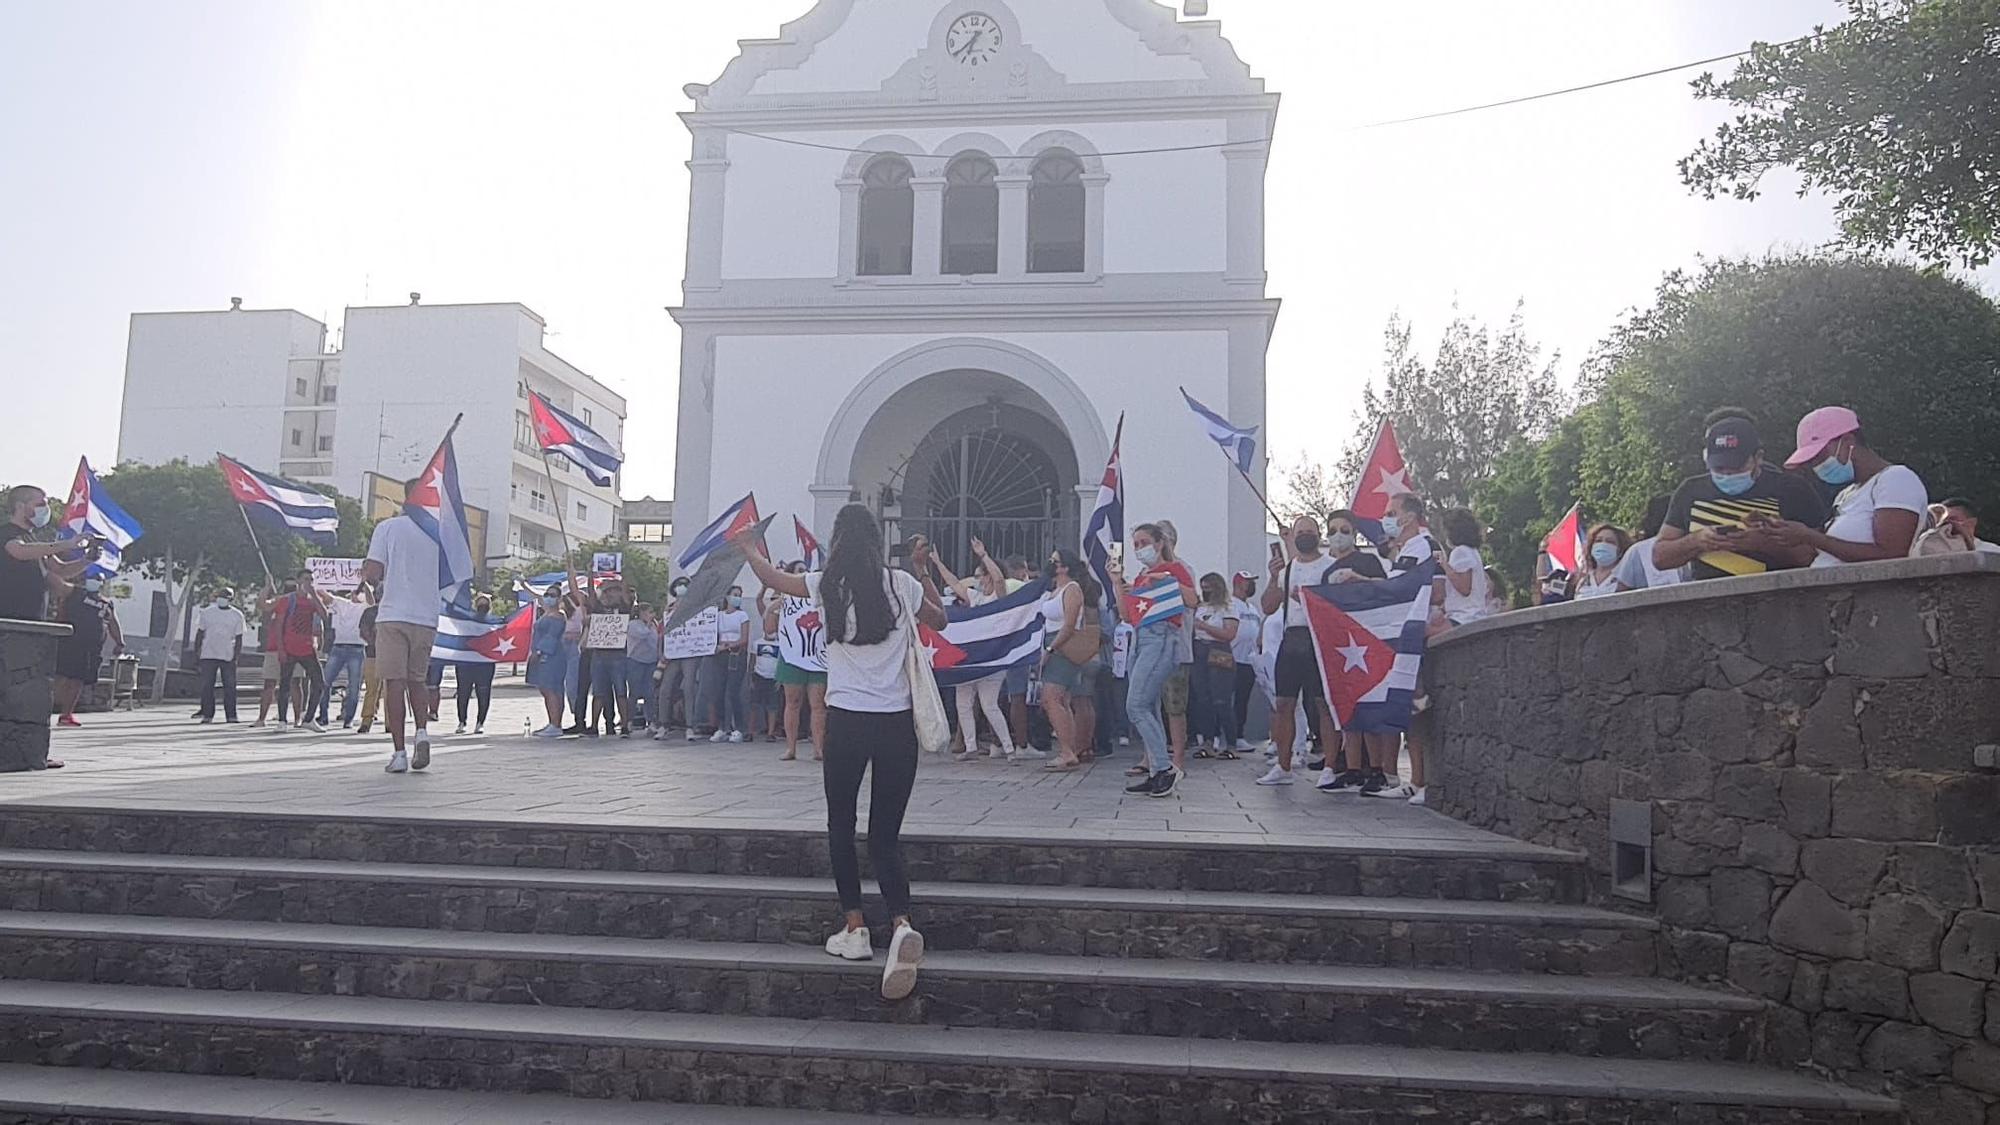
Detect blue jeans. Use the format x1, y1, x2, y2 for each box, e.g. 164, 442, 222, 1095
702, 652, 747, 733
562, 640, 583, 718
627, 657, 658, 725
1191, 648, 1239, 747
1124, 622, 1178, 773
324, 645, 365, 725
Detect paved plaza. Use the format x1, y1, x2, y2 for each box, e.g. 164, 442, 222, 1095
10, 683, 1514, 852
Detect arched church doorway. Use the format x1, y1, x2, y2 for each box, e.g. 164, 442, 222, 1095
881, 399, 1078, 577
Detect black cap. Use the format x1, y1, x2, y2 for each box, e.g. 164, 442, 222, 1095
1703, 417, 1761, 471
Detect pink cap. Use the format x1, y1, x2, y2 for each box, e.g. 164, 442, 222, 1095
1785, 406, 1861, 469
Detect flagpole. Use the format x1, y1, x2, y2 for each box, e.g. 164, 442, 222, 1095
236, 505, 277, 589
539, 450, 586, 593
1176, 387, 1286, 532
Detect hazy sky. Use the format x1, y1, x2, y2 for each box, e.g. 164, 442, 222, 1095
5, 0, 1992, 500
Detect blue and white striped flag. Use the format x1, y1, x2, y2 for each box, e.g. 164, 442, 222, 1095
1302, 559, 1437, 733
1180, 389, 1258, 474
219, 455, 339, 547
58, 458, 144, 578
927, 579, 1049, 688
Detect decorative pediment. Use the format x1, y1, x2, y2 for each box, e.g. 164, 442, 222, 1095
877, 2, 1066, 103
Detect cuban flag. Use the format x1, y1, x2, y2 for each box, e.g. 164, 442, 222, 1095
1082, 415, 1123, 600
927, 579, 1048, 688
793, 516, 824, 570
1348, 419, 1413, 545
58, 458, 143, 579
406, 432, 477, 597
1301, 559, 1436, 732
431, 602, 535, 664
1123, 573, 1185, 628
1180, 389, 1258, 474
527, 391, 622, 487
218, 455, 339, 547
1541, 503, 1586, 575
676, 492, 760, 571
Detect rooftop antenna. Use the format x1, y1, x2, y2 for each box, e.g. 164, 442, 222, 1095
229, 297, 243, 311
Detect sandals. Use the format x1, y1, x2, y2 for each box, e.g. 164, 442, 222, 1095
1216, 748, 1239, 760
1124, 764, 1149, 777
1192, 747, 1214, 760
1043, 758, 1081, 772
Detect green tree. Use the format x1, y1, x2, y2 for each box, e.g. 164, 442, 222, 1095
1681, 0, 2000, 267
492, 538, 673, 609
1474, 252, 2000, 592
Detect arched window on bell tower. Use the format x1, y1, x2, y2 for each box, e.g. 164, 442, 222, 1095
856, 156, 914, 276
1028, 149, 1087, 274
941, 154, 999, 276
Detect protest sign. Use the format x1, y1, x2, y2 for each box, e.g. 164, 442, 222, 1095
592, 551, 623, 575
663, 606, 720, 659
307, 557, 364, 592
584, 612, 630, 650
776, 596, 828, 673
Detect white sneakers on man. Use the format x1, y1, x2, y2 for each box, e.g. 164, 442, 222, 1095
824, 926, 872, 961
532, 725, 563, 739
385, 750, 409, 773
1255, 764, 1294, 786
411, 731, 432, 771
881, 922, 925, 1001
1409, 786, 1428, 807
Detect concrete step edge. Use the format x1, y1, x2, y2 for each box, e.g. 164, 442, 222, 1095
0, 980, 1898, 1113
0, 849, 1651, 928
0, 910, 1748, 1010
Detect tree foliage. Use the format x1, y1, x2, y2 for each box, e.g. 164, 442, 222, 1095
492, 537, 674, 609
1680, 0, 2000, 267
1475, 252, 2000, 587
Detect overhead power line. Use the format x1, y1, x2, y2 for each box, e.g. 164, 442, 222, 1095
708, 32, 1818, 159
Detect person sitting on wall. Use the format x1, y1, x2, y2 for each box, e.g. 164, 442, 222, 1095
1756, 406, 1928, 567
1652, 408, 1826, 581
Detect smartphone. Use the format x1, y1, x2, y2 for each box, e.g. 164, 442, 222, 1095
1108, 541, 1124, 566
1269, 541, 1286, 564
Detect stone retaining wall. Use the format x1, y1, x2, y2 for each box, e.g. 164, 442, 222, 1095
0, 619, 69, 772
1427, 553, 2000, 1125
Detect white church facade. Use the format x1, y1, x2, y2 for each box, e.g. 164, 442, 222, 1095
671, 0, 1278, 576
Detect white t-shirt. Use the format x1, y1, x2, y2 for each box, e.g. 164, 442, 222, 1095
194, 604, 248, 661
326, 596, 368, 646
1575, 572, 1621, 599
365, 516, 443, 626
1391, 531, 1442, 576
1814, 464, 1928, 568
1614, 535, 1686, 590
1194, 603, 1239, 655
714, 608, 750, 650
1229, 597, 1262, 664
804, 568, 926, 713
1280, 554, 1340, 628
1442, 544, 1492, 624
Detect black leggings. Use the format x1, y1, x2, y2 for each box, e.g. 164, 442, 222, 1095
455, 662, 495, 726
277, 657, 324, 723
1233, 663, 1256, 739
822, 706, 920, 919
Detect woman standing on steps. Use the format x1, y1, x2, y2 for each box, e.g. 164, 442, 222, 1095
745, 504, 948, 1001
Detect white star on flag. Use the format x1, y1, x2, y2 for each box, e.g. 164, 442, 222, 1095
1372, 466, 1411, 498
1337, 634, 1372, 671
492, 637, 517, 656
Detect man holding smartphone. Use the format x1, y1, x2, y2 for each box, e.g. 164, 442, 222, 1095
1653, 410, 1826, 580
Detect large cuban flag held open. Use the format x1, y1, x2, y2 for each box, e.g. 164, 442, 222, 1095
219, 455, 339, 547
1300, 559, 1437, 732
527, 391, 622, 487
431, 602, 535, 664
58, 458, 144, 579
923, 578, 1049, 688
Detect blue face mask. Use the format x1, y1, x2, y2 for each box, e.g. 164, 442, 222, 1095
1814, 453, 1855, 487
1711, 470, 1756, 496
1590, 542, 1619, 568
728, 595, 745, 611
1380, 515, 1401, 540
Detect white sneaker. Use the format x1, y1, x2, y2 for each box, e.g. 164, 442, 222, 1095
881, 922, 925, 1001
709, 730, 728, 744
1255, 764, 1294, 786
1409, 786, 1428, 807
532, 725, 562, 739
411, 731, 431, 772
652, 729, 671, 741
454, 723, 466, 735
728, 731, 745, 743
1235, 738, 1254, 752
1117, 736, 1130, 747
306, 721, 327, 734
1016, 747, 1049, 760
1316, 766, 1338, 789
385, 750, 409, 773
474, 724, 484, 735
250, 719, 267, 728
824, 926, 872, 961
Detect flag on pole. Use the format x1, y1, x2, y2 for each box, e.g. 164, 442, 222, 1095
1082, 415, 1124, 601
794, 516, 824, 570
431, 602, 535, 664
925, 579, 1048, 687
527, 391, 623, 487
57, 458, 143, 578
218, 455, 339, 547
405, 431, 477, 597
663, 513, 775, 632
1179, 389, 1258, 473
1542, 503, 1586, 575
1347, 420, 1414, 544
675, 493, 761, 571
1301, 559, 1437, 732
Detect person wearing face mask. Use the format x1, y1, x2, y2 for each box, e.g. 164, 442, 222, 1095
453, 593, 501, 735
52, 571, 124, 727
1654, 409, 1826, 581
527, 590, 570, 737
1756, 406, 1928, 567
1114, 523, 1197, 798
1572, 524, 1631, 600
1, 485, 91, 622
586, 581, 633, 737
192, 587, 249, 724
705, 587, 752, 743
1258, 514, 1378, 787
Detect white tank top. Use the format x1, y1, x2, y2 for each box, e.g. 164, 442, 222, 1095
1041, 581, 1077, 636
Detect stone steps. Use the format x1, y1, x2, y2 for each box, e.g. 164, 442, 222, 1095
0, 848, 1658, 973
0, 981, 1901, 1125
0, 1062, 973, 1124
0, 803, 1586, 901
0, 911, 1758, 1059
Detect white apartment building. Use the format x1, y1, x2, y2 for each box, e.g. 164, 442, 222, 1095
117, 298, 627, 570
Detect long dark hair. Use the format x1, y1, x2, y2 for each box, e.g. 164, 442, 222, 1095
1048, 547, 1100, 608
822, 504, 896, 645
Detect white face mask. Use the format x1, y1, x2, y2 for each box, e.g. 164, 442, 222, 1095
1134, 544, 1160, 567
1327, 530, 1357, 553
